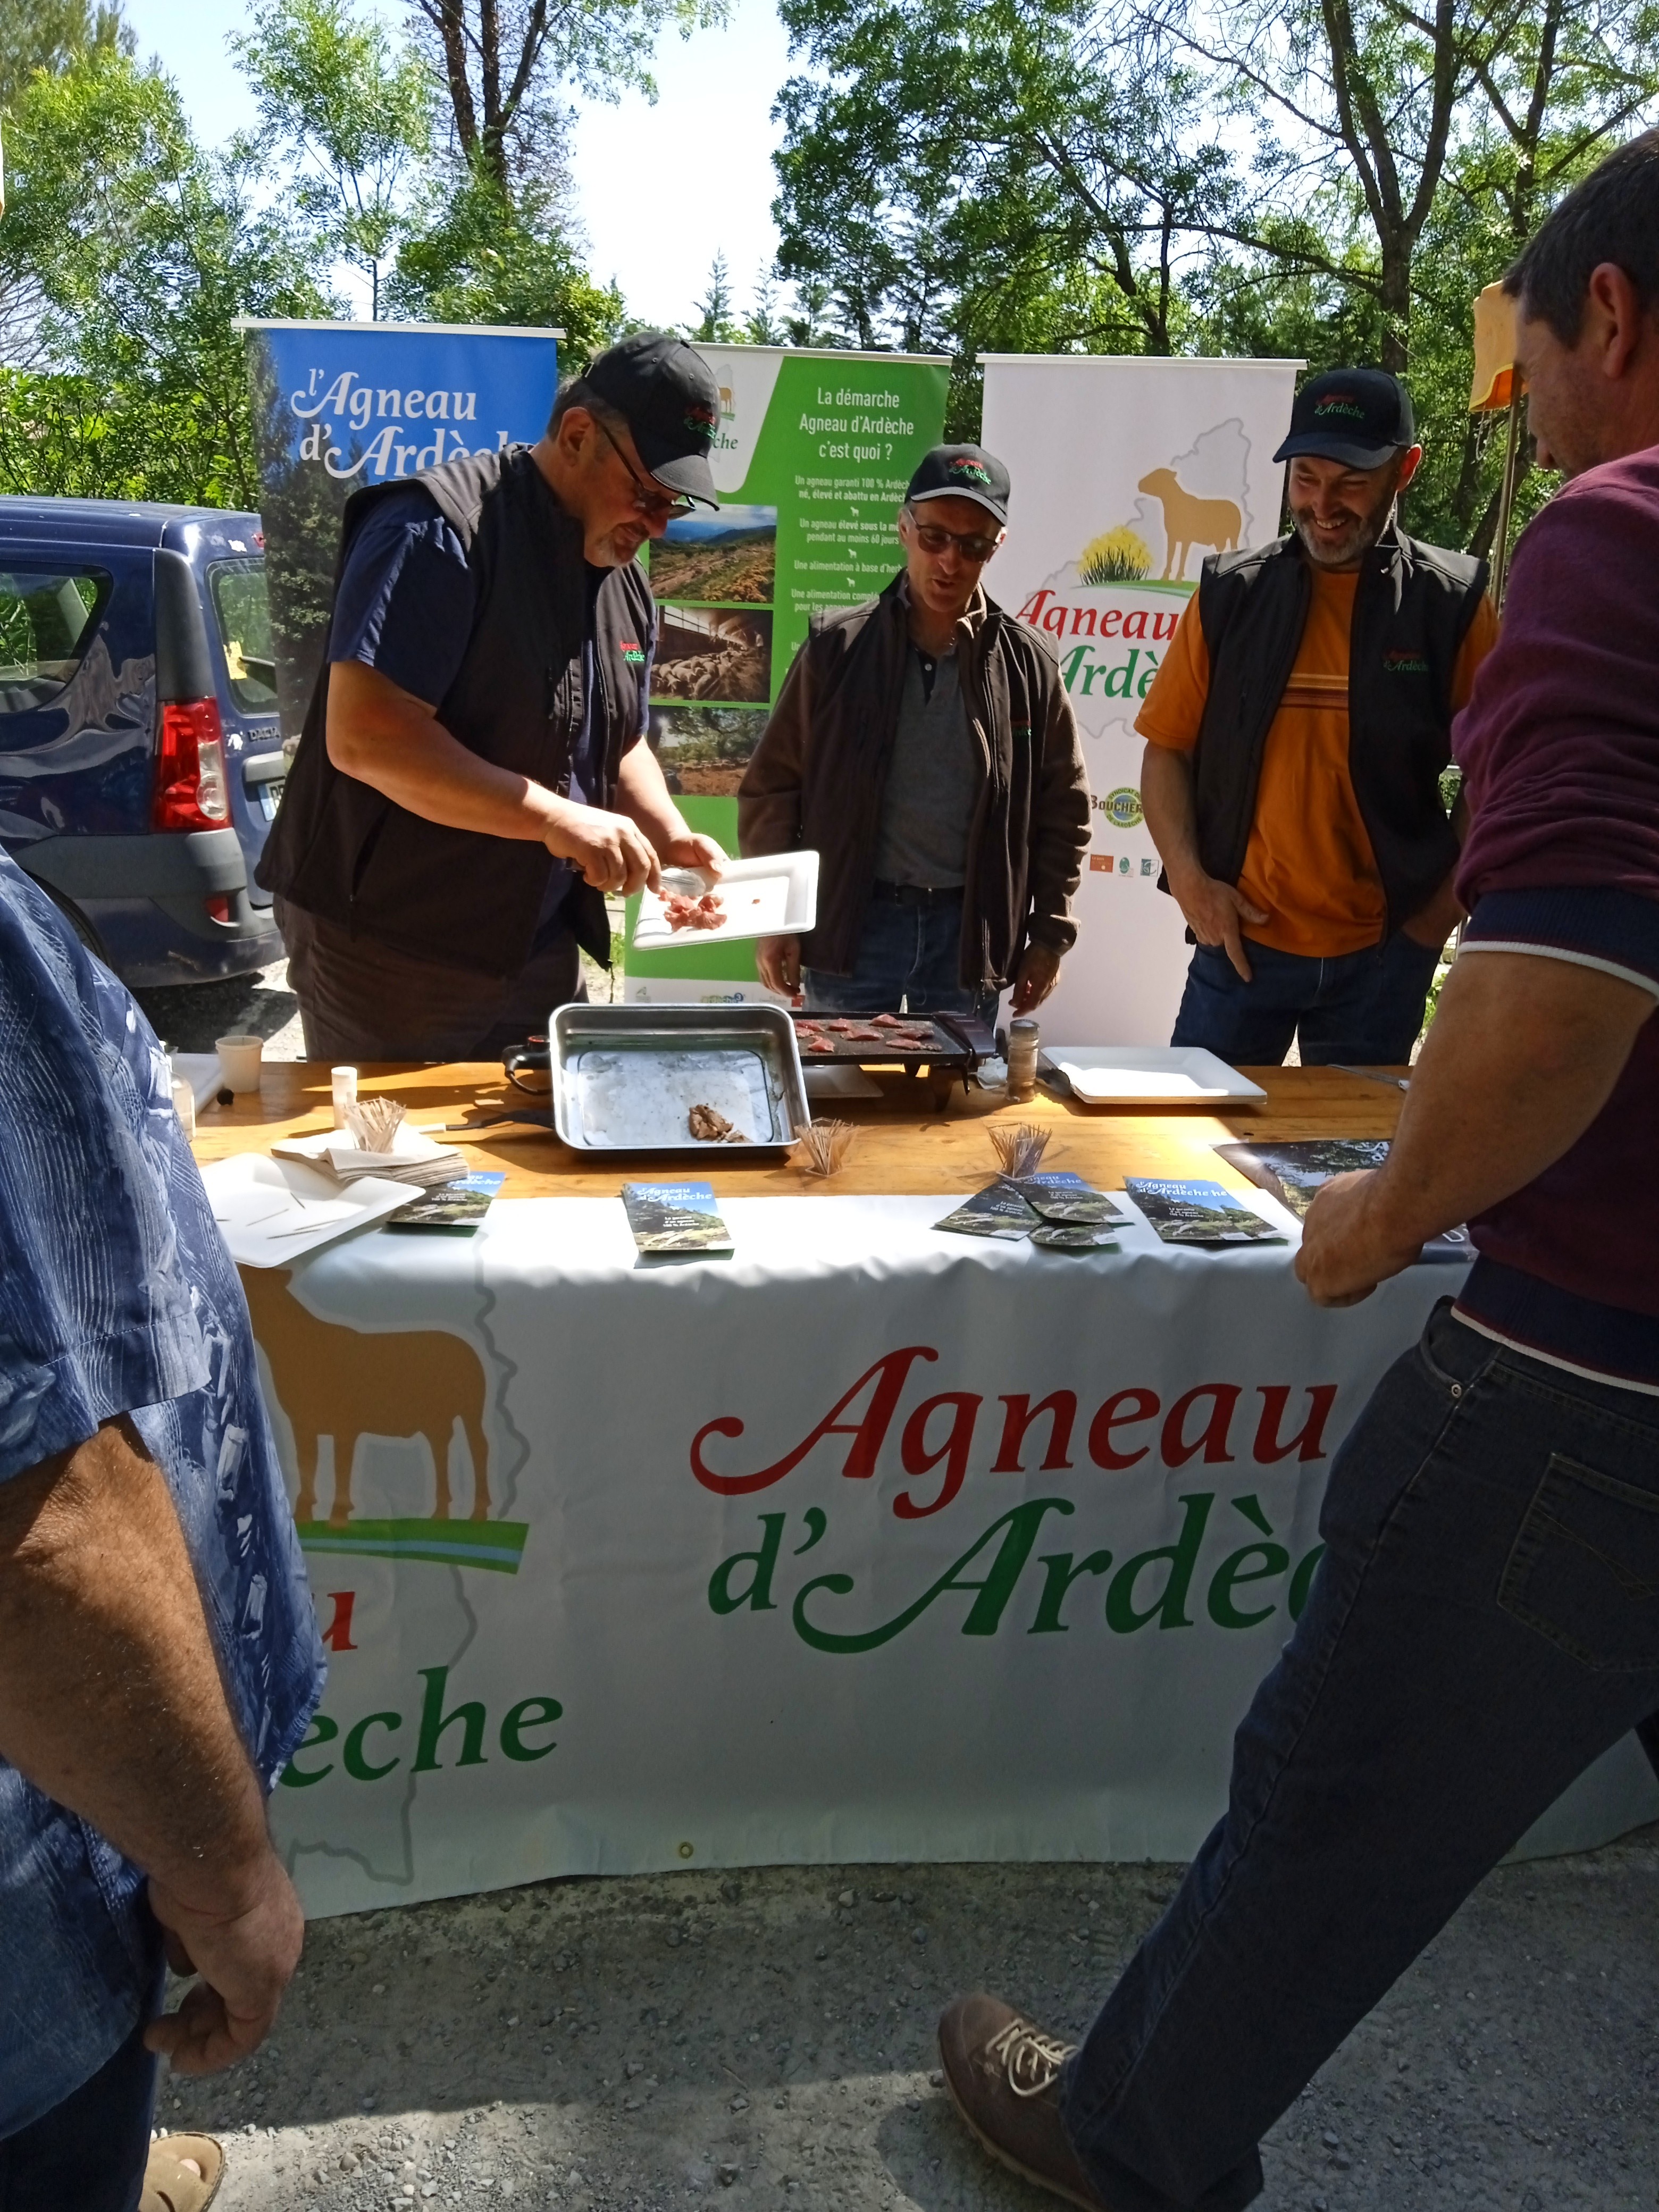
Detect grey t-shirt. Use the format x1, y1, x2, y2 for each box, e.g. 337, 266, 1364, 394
871, 644, 981, 888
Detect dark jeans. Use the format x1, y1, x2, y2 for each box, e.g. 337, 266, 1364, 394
0, 2013, 156, 2210
1170, 930, 1442, 1067
804, 887, 984, 1017
1059, 1302, 1659, 2211
279, 896, 584, 1060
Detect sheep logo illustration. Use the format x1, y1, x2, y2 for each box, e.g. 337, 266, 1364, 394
1136, 468, 1243, 581
238, 1267, 527, 1573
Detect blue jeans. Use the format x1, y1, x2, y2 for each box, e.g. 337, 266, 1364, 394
1059, 1301, 1659, 2210
803, 890, 985, 1017
1170, 931, 1442, 1067
0, 2011, 156, 2209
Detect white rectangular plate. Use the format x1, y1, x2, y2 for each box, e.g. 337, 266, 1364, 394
1044, 1045, 1268, 1106
633, 851, 819, 951
200, 1154, 413, 1266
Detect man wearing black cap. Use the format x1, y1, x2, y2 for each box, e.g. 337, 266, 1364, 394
1138, 367, 1498, 1067
739, 444, 1090, 1016
260, 331, 729, 1058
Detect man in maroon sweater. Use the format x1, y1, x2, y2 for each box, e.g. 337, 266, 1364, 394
937, 134, 1659, 2212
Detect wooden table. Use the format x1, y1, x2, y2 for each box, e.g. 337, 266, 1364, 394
192, 1060, 1404, 1197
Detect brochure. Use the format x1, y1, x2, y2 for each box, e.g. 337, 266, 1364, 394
1213, 1141, 1471, 1260
1009, 1170, 1126, 1227
933, 1182, 1043, 1240
622, 1180, 735, 1258
383, 1171, 506, 1235
1030, 1221, 1120, 1252
1124, 1176, 1285, 1246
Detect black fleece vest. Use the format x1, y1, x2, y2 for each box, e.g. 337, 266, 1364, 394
1189, 527, 1487, 935
257, 445, 656, 978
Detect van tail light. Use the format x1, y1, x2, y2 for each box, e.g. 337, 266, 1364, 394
153, 699, 230, 831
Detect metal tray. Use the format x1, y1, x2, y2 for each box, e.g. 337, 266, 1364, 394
549, 1003, 809, 1154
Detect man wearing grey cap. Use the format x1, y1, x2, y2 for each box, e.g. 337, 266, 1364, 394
261, 331, 728, 1059
740, 443, 1090, 1017
1139, 367, 1498, 1068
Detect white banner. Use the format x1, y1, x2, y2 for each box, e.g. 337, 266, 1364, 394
980, 355, 1303, 1045
252, 1197, 1657, 1915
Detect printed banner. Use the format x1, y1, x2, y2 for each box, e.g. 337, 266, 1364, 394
622, 347, 951, 1004
979, 356, 1303, 1045
237, 319, 560, 739
254, 1201, 1657, 1917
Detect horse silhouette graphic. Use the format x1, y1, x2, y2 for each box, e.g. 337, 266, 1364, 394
1136, 468, 1243, 581
238, 1268, 526, 1573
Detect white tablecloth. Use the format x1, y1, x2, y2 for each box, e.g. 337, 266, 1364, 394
248, 1194, 1658, 1915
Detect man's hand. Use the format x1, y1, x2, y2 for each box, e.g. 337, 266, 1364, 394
756, 934, 802, 1001
145, 1846, 304, 2074
1169, 865, 1269, 981
1009, 942, 1062, 1015
1401, 868, 1464, 951
658, 831, 727, 878
542, 799, 661, 895
1294, 1170, 1424, 1307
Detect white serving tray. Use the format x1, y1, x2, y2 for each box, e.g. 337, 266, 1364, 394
633, 851, 819, 950
1043, 1045, 1268, 1106
200, 1154, 413, 1267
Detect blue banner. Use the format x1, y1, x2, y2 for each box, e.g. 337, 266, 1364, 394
240, 320, 559, 736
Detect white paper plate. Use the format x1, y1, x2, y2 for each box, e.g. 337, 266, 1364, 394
1043, 1046, 1268, 1105
200, 1154, 413, 1267
633, 851, 819, 950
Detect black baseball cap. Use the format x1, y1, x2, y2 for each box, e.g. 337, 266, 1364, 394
1273, 368, 1417, 469
582, 331, 721, 508
906, 444, 1011, 525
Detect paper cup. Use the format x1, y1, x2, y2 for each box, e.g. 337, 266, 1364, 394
215, 1033, 265, 1094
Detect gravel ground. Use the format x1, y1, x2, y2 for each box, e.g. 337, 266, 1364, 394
158, 1835, 1659, 2211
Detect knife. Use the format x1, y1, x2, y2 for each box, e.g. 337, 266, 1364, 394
1330, 1065, 1410, 1092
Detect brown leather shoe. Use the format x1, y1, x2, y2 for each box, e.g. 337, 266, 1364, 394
939, 1992, 1111, 2209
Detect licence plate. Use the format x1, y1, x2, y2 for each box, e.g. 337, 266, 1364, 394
258, 778, 284, 820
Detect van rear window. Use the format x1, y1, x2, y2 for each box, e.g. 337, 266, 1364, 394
0, 569, 107, 713
208, 558, 279, 713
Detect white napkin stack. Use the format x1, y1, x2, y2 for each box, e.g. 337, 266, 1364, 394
272, 1122, 466, 1189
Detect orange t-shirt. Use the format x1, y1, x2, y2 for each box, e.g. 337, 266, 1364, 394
1137, 574, 1499, 957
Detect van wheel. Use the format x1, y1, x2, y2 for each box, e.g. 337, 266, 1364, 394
33, 881, 106, 962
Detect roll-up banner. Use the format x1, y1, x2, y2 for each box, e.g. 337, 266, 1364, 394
235, 319, 562, 740
621, 346, 951, 1004
980, 356, 1302, 1046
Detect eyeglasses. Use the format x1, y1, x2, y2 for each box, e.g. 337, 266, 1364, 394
596, 419, 695, 520
907, 510, 1002, 563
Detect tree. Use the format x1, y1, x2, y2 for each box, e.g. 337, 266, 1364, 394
744, 269, 787, 345
414, 0, 725, 197
387, 167, 623, 363
0, 0, 131, 115
690, 252, 742, 342
231, 0, 432, 319
0, 51, 331, 505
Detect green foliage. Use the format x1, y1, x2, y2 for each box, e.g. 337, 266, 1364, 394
387, 167, 623, 367
689, 252, 743, 343
0, 0, 130, 115
231, 0, 432, 319
0, 52, 332, 505
771, 0, 1659, 548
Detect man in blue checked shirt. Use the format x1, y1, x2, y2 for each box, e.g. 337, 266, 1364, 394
0, 852, 324, 2209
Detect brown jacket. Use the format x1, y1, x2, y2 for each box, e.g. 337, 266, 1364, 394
738, 576, 1091, 986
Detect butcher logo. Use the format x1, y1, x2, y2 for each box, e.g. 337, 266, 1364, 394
1382, 648, 1430, 674
238, 1267, 527, 1572
949, 458, 992, 485
1313, 394, 1367, 421
685, 400, 718, 440
1104, 786, 1144, 829
619, 639, 646, 663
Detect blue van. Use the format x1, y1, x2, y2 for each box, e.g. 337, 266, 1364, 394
0, 497, 290, 985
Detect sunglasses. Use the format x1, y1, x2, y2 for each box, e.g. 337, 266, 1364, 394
907, 509, 1002, 563
597, 418, 696, 520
